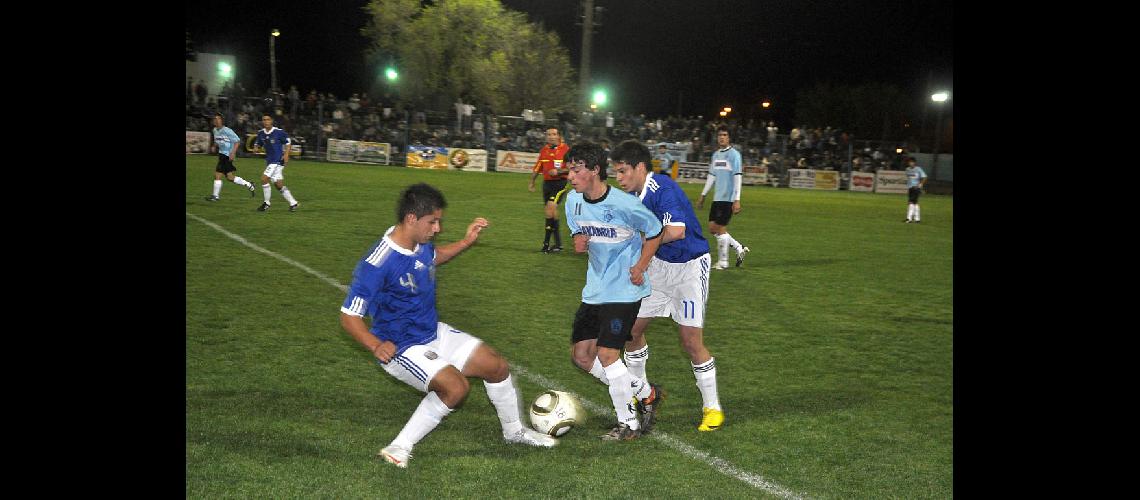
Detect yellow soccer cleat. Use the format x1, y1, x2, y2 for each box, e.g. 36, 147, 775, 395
698, 407, 724, 432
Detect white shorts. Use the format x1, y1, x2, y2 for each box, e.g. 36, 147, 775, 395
638, 253, 710, 328
380, 322, 483, 393
262, 163, 285, 182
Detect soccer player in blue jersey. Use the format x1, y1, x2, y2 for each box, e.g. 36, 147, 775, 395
904, 157, 928, 223
612, 140, 724, 432
696, 126, 750, 269
205, 113, 256, 201
339, 183, 557, 469
563, 142, 664, 441
253, 114, 300, 212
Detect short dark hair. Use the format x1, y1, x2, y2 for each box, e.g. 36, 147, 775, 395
396, 183, 447, 223
717, 125, 730, 136
611, 140, 652, 171
214, 112, 224, 119
565, 142, 608, 180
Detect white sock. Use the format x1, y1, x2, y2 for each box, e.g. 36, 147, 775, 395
484, 374, 525, 437
692, 357, 721, 411
262, 183, 272, 203
914, 205, 921, 221
603, 360, 640, 429
624, 346, 652, 400
587, 357, 610, 385
280, 186, 298, 206
715, 233, 729, 266
724, 232, 744, 254
212, 180, 222, 197
391, 391, 453, 449
232, 176, 251, 188
907, 204, 915, 220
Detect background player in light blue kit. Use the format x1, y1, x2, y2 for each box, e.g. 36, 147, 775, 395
205, 112, 256, 201
697, 126, 750, 269
563, 142, 663, 441
253, 114, 300, 212
339, 183, 557, 469
612, 140, 724, 432
904, 157, 928, 223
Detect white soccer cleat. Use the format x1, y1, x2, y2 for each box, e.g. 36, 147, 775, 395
504, 427, 559, 447
378, 444, 412, 468
735, 246, 750, 267
714, 262, 729, 270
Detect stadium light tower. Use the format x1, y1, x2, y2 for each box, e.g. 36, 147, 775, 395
217, 61, 232, 81
592, 89, 607, 107
385, 65, 398, 82
931, 91, 950, 182
270, 29, 281, 92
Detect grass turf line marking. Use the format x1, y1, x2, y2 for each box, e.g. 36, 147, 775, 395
187, 212, 808, 500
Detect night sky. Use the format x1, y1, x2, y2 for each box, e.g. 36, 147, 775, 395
186, 0, 952, 126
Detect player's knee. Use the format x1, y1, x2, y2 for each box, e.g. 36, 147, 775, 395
570, 350, 594, 372
430, 369, 470, 407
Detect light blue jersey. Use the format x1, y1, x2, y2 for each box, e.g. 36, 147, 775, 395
656, 151, 674, 173
635, 172, 709, 263
566, 186, 663, 304
340, 227, 439, 356
709, 146, 742, 201
212, 126, 241, 157
254, 127, 291, 165
906, 165, 928, 188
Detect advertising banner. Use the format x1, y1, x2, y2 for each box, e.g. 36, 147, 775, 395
447, 148, 488, 172
813, 170, 840, 190
327, 139, 391, 165
874, 170, 908, 194
406, 146, 450, 169
186, 131, 211, 154
494, 150, 540, 173
788, 168, 815, 189
675, 162, 710, 184
742, 165, 769, 186
850, 172, 876, 192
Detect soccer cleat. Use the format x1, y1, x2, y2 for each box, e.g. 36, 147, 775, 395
549, 246, 562, 253
735, 246, 750, 267
289, 203, 299, 212
713, 262, 729, 270
912, 220, 921, 224
904, 219, 911, 223
378, 444, 412, 468
248, 183, 257, 197
540, 244, 550, 253
698, 407, 725, 432
204, 195, 219, 202
601, 421, 642, 441
637, 383, 665, 434
504, 428, 559, 448
257, 202, 270, 212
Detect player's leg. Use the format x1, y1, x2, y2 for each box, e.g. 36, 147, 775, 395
548, 181, 567, 251
377, 344, 463, 468
208, 170, 224, 201
226, 170, 255, 195
571, 304, 609, 384
258, 165, 274, 210
709, 219, 729, 269
674, 252, 722, 430
913, 190, 922, 222
272, 169, 299, 211
544, 200, 561, 252
597, 302, 644, 439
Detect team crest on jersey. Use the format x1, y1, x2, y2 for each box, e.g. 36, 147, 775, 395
424, 351, 438, 360
603, 208, 614, 223
610, 318, 622, 334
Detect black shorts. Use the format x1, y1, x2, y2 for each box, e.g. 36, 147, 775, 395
215, 154, 237, 174
908, 187, 922, 203
543, 179, 568, 204
708, 201, 734, 226
571, 301, 642, 350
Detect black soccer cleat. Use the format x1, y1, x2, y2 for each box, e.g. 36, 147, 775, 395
549, 246, 562, 253
248, 183, 257, 197
257, 202, 270, 212
600, 421, 642, 441
205, 195, 219, 202
289, 203, 299, 212
637, 383, 665, 434
541, 244, 550, 253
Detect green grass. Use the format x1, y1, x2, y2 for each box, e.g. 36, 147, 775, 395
186, 156, 952, 499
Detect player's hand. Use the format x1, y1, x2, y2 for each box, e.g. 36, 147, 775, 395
697, 196, 705, 209
732, 201, 742, 214
573, 233, 589, 253
465, 217, 490, 244
629, 264, 647, 286
372, 341, 397, 363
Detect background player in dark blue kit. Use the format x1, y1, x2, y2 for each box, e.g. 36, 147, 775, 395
253, 114, 300, 212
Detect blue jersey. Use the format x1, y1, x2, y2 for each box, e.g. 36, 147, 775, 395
905, 166, 928, 188
340, 228, 439, 355
566, 186, 663, 304
254, 127, 291, 164
212, 126, 241, 156
709, 146, 742, 201
634, 172, 709, 263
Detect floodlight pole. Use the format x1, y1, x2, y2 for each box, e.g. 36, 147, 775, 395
270, 29, 280, 93
579, 0, 594, 110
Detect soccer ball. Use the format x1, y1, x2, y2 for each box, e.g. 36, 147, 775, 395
529, 390, 586, 437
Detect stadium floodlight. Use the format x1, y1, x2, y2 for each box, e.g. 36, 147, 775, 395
271, 29, 281, 37
761, 101, 771, 108
217, 62, 232, 79
931, 91, 948, 103
719, 110, 727, 117
385, 66, 398, 82
723, 106, 732, 113
592, 89, 607, 107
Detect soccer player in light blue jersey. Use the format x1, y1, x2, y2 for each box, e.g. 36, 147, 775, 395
205, 113, 256, 201
612, 140, 724, 432
564, 142, 663, 441
253, 114, 300, 212
904, 157, 928, 223
696, 126, 750, 269
339, 183, 557, 469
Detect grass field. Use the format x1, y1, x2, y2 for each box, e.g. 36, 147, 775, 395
186, 155, 952, 498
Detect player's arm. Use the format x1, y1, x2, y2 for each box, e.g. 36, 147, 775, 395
630, 204, 664, 286
434, 217, 489, 266
529, 161, 542, 191
339, 277, 395, 362
732, 153, 743, 213
919, 169, 928, 188
283, 135, 292, 164
228, 130, 241, 160
566, 202, 587, 252
698, 173, 715, 208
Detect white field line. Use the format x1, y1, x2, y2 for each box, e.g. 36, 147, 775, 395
188, 212, 808, 500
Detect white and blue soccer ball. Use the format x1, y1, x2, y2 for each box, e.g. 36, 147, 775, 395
529, 390, 586, 437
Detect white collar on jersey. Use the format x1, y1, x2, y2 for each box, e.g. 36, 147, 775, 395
717, 146, 733, 153
638, 172, 655, 201
382, 226, 419, 256
261, 127, 278, 134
